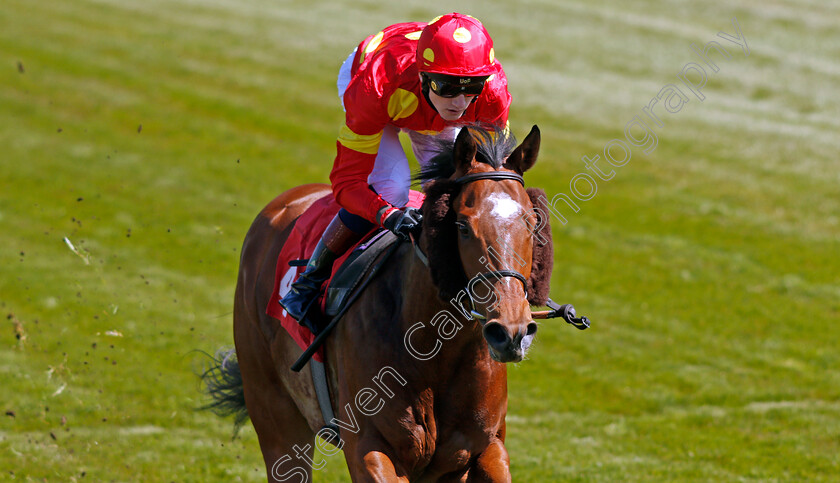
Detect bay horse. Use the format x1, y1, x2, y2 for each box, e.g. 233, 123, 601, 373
204, 124, 557, 482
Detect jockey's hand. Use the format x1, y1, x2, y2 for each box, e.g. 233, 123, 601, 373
383, 207, 423, 241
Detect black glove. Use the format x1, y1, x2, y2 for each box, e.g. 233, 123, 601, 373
382, 207, 423, 240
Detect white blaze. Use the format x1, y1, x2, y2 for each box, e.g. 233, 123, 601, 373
489, 193, 521, 219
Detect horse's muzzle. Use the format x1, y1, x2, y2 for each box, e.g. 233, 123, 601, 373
483, 320, 538, 363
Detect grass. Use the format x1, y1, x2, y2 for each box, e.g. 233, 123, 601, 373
1, 0, 838, 481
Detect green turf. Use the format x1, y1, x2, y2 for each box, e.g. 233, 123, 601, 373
1, 0, 838, 481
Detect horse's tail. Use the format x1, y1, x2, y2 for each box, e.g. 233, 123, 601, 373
199, 348, 249, 435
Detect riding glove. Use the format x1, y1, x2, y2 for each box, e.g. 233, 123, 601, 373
382, 207, 423, 240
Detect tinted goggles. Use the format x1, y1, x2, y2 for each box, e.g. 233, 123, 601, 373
423, 73, 488, 98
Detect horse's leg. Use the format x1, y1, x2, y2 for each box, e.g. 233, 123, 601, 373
235, 304, 316, 482
467, 439, 511, 482
345, 447, 410, 483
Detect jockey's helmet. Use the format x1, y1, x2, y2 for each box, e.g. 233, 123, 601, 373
416, 13, 500, 78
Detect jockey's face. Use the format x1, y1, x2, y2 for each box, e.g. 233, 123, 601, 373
428, 90, 477, 121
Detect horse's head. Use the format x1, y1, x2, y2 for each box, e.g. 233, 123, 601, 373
419, 124, 553, 363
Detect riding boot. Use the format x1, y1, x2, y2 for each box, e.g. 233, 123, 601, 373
279, 214, 362, 333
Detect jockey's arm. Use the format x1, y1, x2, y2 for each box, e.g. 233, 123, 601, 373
329, 134, 394, 226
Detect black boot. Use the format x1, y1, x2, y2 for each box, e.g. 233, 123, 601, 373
279, 214, 361, 333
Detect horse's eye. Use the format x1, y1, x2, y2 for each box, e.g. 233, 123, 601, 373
455, 221, 471, 238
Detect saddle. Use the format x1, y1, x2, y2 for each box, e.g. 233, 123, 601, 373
266, 191, 425, 361
323, 229, 399, 317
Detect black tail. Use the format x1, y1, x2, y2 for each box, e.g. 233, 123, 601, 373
199, 348, 249, 435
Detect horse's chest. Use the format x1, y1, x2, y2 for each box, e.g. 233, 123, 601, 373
389, 404, 497, 479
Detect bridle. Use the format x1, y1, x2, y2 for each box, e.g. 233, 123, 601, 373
413, 170, 531, 322
411, 169, 590, 330
455, 171, 532, 321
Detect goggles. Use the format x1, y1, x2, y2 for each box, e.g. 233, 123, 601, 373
422, 73, 488, 98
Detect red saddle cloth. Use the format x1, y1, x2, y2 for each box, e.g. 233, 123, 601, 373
267, 190, 425, 362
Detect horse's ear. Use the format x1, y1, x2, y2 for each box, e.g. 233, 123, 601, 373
453, 127, 478, 173
504, 125, 540, 174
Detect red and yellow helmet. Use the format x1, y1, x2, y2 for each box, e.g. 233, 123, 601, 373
416, 13, 500, 77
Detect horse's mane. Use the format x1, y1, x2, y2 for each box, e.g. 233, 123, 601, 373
414, 123, 518, 184
417, 124, 553, 307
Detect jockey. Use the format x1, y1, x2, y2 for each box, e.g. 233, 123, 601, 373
279, 13, 512, 332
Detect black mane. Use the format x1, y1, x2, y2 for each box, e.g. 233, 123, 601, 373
414, 123, 517, 183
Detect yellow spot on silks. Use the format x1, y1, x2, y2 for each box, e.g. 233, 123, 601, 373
428, 15, 443, 26
489, 47, 495, 64
366, 31, 384, 54
487, 74, 496, 82
387, 89, 419, 121
405, 30, 422, 40
453, 27, 471, 43
360, 31, 384, 63
423, 48, 435, 63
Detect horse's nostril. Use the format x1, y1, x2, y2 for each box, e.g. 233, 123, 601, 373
483, 322, 510, 349
526, 322, 538, 336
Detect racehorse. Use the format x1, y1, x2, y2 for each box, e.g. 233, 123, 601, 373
204, 124, 559, 482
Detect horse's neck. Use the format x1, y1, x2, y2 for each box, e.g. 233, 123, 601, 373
394, 245, 494, 377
